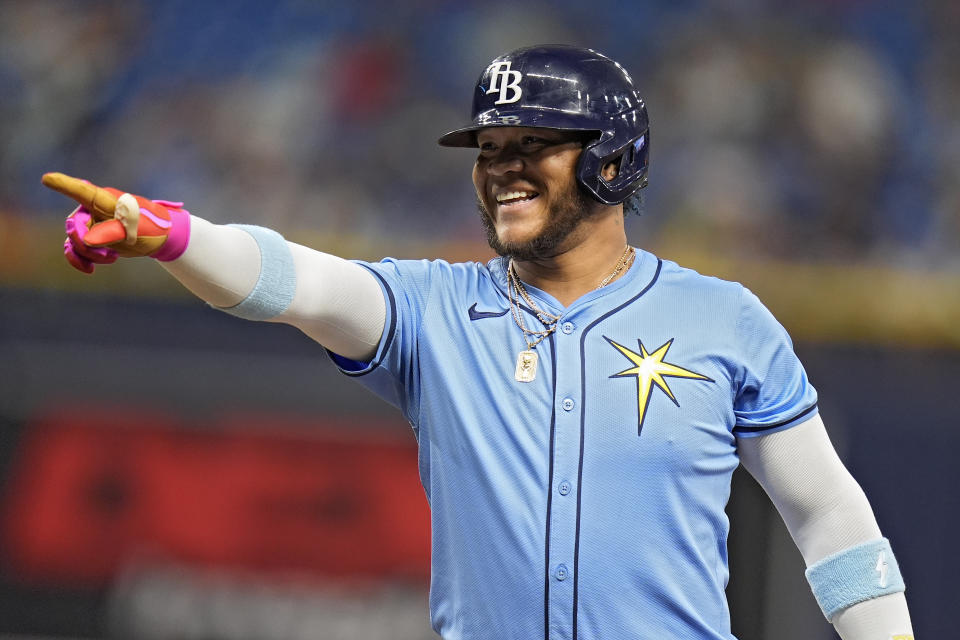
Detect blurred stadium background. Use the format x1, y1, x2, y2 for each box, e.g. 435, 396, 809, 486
0, 1, 957, 638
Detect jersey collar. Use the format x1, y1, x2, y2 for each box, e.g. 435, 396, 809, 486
488, 248, 655, 316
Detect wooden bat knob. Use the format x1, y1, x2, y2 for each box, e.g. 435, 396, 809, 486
42, 172, 118, 221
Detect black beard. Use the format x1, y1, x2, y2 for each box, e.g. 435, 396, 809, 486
476, 180, 597, 261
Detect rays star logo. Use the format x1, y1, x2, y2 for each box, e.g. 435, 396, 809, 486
604, 336, 715, 435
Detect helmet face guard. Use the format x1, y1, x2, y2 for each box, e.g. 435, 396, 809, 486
439, 45, 649, 205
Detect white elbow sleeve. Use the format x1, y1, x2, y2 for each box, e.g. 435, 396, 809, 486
738, 416, 910, 625
279, 242, 386, 361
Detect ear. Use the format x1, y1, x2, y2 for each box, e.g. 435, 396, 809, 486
601, 161, 619, 181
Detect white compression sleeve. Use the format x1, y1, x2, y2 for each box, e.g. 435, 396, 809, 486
274, 241, 385, 361
738, 415, 881, 563
160, 216, 386, 361
738, 415, 914, 639
161, 216, 262, 308
831, 593, 914, 640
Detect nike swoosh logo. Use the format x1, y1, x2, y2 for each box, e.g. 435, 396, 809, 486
468, 302, 509, 321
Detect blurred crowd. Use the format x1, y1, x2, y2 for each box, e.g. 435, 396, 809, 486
2, 0, 958, 268
0, 5, 956, 637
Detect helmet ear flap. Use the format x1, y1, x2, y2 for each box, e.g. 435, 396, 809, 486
623, 134, 648, 175
617, 132, 650, 190
578, 131, 649, 205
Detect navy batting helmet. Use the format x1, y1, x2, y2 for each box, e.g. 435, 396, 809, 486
439, 44, 649, 206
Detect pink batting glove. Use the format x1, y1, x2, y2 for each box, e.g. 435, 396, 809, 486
44, 173, 191, 274
63, 207, 119, 274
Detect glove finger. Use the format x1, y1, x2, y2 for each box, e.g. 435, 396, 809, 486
65, 220, 118, 262
71, 238, 118, 263
65, 208, 123, 258
63, 239, 95, 274
84, 219, 127, 246
42, 172, 118, 221
64, 207, 92, 240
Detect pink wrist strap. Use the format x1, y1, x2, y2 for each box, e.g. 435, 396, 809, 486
151, 207, 191, 262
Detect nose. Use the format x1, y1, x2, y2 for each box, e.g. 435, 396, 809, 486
486, 150, 524, 176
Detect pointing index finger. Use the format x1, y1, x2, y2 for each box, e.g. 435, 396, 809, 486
41, 172, 118, 222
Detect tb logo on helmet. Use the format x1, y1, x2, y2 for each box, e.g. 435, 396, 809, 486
485, 61, 523, 105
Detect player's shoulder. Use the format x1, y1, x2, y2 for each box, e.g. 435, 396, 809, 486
370, 256, 492, 277
653, 256, 789, 338
654, 255, 746, 300
649, 254, 787, 341
359, 256, 500, 293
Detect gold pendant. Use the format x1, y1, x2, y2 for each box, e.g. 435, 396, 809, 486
515, 349, 538, 383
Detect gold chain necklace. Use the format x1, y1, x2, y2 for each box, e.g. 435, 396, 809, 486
508, 246, 636, 382
598, 244, 636, 287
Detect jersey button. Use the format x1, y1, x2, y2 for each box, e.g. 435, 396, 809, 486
561, 397, 575, 411
555, 564, 569, 581
561, 321, 575, 335
558, 481, 571, 496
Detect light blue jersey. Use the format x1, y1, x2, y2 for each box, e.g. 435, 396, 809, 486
331, 249, 817, 640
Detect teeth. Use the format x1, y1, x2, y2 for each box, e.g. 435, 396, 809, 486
496, 190, 535, 203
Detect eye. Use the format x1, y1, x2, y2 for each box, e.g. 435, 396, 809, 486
521, 135, 546, 146
477, 140, 498, 156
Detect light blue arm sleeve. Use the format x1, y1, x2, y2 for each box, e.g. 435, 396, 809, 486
217, 225, 297, 321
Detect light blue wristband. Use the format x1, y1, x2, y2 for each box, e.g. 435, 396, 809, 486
805, 537, 905, 621
218, 225, 296, 321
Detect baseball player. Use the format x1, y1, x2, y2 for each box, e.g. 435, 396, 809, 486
48, 45, 914, 640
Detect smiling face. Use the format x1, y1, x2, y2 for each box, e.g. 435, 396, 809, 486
472, 126, 600, 260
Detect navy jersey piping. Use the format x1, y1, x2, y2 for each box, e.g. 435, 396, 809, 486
543, 331, 558, 640
733, 402, 819, 434
571, 259, 662, 639
332, 265, 399, 378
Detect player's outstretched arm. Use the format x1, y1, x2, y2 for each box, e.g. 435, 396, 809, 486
737, 415, 914, 640
166, 216, 385, 360
45, 173, 385, 361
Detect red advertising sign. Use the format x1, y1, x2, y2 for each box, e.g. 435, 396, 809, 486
1, 408, 430, 585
